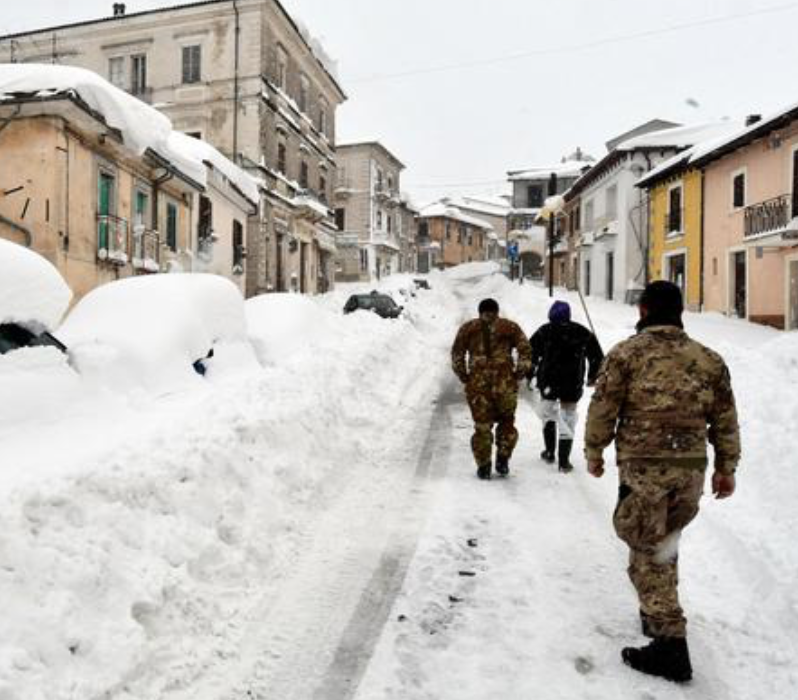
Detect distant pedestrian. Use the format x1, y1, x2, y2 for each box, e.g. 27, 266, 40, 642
585, 281, 741, 683
451, 298, 532, 480
527, 301, 603, 472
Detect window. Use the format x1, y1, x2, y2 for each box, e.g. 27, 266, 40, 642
335, 208, 345, 231
185, 131, 202, 140
131, 54, 147, 96
668, 185, 683, 233
134, 188, 150, 228
584, 200, 594, 229
376, 169, 384, 192
182, 45, 201, 84
299, 74, 310, 113
232, 220, 244, 269
109, 57, 125, 89
360, 248, 369, 272
605, 184, 618, 220
527, 185, 543, 208
318, 99, 328, 135
445, 221, 451, 240
377, 210, 383, 229
300, 161, 309, 189
732, 171, 746, 209
165, 201, 178, 251
276, 45, 288, 90
277, 142, 287, 174
387, 214, 392, 234
419, 220, 429, 239
97, 170, 117, 251
319, 175, 327, 204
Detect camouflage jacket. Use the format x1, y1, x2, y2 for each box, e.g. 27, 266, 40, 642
585, 326, 741, 474
451, 318, 532, 393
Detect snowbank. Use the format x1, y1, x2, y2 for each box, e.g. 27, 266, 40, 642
58, 274, 255, 393
0, 238, 72, 332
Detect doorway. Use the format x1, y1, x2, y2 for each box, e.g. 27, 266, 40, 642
788, 258, 798, 330
666, 253, 686, 298
584, 259, 591, 296
731, 250, 747, 319
605, 252, 614, 300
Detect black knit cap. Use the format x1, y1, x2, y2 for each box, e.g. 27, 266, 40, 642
639, 281, 684, 317
478, 298, 499, 314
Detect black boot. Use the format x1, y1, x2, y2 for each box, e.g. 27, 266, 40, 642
622, 636, 693, 683
558, 439, 574, 473
476, 463, 492, 480
540, 422, 556, 463
495, 455, 509, 476
640, 610, 655, 639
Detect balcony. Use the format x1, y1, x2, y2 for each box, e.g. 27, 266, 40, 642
579, 231, 595, 247
372, 232, 400, 251
294, 190, 329, 223
97, 214, 129, 265
132, 225, 162, 273
744, 194, 792, 239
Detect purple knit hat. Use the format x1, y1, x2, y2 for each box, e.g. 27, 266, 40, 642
549, 300, 571, 323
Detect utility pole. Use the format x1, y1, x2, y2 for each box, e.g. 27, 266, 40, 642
548, 172, 558, 298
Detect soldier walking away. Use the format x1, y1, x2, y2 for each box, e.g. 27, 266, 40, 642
451, 298, 532, 480
585, 281, 740, 683
528, 301, 603, 473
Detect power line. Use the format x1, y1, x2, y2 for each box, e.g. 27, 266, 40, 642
350, 2, 798, 84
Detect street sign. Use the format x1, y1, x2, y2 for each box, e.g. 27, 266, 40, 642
508, 242, 519, 261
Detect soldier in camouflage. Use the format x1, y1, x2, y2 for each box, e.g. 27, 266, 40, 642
452, 298, 532, 480
585, 281, 740, 683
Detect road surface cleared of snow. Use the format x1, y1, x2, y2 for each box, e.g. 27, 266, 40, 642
1, 264, 796, 700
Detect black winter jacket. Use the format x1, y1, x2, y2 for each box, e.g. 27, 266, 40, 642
528, 321, 604, 402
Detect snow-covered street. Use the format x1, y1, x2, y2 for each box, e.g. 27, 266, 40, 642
2, 264, 797, 700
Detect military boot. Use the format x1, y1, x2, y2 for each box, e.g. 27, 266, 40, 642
541, 422, 556, 463
495, 455, 510, 476
558, 439, 574, 473
622, 636, 693, 683
476, 463, 492, 480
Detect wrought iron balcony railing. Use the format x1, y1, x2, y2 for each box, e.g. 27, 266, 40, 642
132, 225, 162, 272
744, 194, 791, 238
97, 214, 129, 265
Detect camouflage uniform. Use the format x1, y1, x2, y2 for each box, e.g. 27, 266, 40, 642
451, 318, 532, 467
586, 325, 740, 638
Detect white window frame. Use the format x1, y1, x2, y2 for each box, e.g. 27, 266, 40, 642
131, 53, 148, 96
108, 56, 126, 89
182, 44, 202, 84
730, 167, 748, 212
666, 181, 684, 236
662, 247, 688, 294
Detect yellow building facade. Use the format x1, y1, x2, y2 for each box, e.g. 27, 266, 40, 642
644, 167, 704, 311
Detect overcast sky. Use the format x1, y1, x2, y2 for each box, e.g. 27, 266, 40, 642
3, 0, 798, 203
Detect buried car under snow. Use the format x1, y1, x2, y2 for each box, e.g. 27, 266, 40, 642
57, 273, 258, 392
0, 238, 72, 355
343, 291, 403, 319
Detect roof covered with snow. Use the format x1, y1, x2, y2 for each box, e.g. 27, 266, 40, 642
0, 238, 72, 332
0, 65, 258, 205
440, 195, 511, 218
507, 160, 593, 182
418, 202, 494, 231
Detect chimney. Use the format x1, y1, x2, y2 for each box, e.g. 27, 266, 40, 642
113, 3, 126, 16
745, 114, 762, 127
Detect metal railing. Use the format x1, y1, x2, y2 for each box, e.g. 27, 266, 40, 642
132, 226, 161, 272
97, 214, 129, 264
744, 194, 791, 238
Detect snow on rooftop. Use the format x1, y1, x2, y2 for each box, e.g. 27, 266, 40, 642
166, 132, 260, 205
617, 120, 740, 152
508, 160, 593, 181
419, 202, 494, 231
441, 195, 511, 218
0, 64, 258, 204
637, 119, 748, 186
0, 238, 72, 333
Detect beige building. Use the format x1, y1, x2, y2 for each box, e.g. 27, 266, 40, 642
0, 92, 197, 302
334, 142, 405, 282
418, 202, 492, 268
0, 0, 346, 296
397, 197, 419, 273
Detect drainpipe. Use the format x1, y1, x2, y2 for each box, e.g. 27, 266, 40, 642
232, 0, 241, 163
699, 172, 706, 311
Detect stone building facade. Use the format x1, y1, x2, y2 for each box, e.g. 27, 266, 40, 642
0, 0, 346, 296
418, 202, 492, 268
334, 142, 405, 282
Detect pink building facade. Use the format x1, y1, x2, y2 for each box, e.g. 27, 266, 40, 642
698, 112, 798, 330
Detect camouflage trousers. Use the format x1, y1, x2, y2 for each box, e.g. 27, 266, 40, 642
613, 461, 705, 638
466, 387, 519, 467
